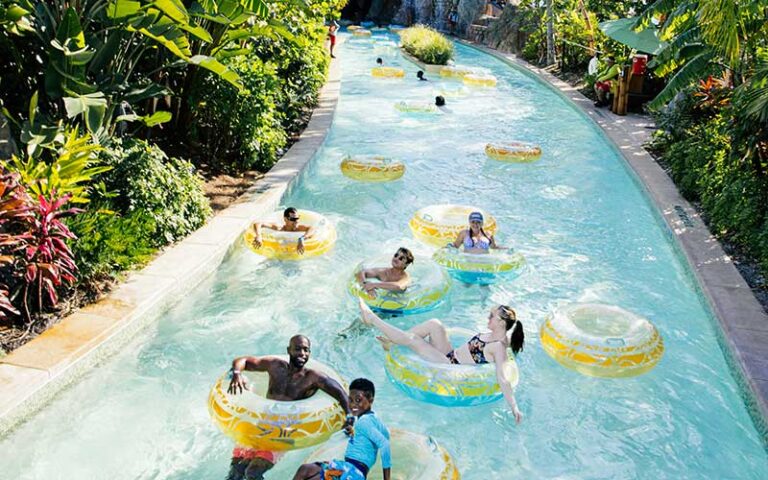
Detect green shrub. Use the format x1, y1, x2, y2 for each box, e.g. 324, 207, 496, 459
99, 139, 211, 245
192, 56, 287, 172
68, 207, 157, 281
274, 40, 329, 132
400, 25, 454, 65
653, 100, 768, 268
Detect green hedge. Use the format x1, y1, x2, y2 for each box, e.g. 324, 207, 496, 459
192, 57, 288, 172
400, 25, 454, 65
68, 138, 211, 283
68, 208, 156, 281
100, 139, 211, 245
191, 41, 329, 173
653, 95, 768, 268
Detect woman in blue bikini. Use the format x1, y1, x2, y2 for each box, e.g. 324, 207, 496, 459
451, 211, 505, 253
358, 299, 524, 423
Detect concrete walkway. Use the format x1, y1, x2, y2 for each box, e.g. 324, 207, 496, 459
463, 41, 768, 441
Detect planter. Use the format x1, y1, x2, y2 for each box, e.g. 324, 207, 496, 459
399, 49, 446, 74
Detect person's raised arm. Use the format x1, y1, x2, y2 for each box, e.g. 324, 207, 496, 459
490, 345, 523, 424
228, 356, 274, 395
315, 372, 355, 431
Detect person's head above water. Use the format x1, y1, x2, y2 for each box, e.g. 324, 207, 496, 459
283, 207, 300, 224
488, 306, 525, 356
391, 247, 414, 270
468, 211, 484, 231
417, 70, 426, 80
287, 334, 311, 368
376, 57, 383, 65
435, 95, 446, 107
349, 378, 376, 416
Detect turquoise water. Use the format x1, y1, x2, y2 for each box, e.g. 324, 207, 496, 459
1, 35, 767, 479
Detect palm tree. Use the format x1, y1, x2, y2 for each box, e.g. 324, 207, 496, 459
638, 0, 768, 110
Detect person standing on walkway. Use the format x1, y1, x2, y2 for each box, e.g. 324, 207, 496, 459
328, 20, 340, 58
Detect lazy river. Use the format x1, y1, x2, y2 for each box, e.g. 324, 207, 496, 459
1, 32, 766, 479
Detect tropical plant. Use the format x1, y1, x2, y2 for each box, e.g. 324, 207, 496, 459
99, 138, 211, 244
400, 25, 454, 65
637, 0, 768, 109
191, 56, 286, 172
0, 169, 81, 320
0, 171, 30, 321
0, 0, 303, 140
67, 206, 156, 282
4, 121, 108, 204
21, 192, 81, 315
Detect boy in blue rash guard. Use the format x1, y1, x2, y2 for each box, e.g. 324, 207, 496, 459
293, 378, 391, 480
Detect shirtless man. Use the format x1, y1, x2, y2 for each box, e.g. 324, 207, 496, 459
226, 335, 354, 480
356, 247, 414, 298
251, 207, 314, 255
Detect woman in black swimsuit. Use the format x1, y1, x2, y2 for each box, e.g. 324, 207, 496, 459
358, 299, 524, 423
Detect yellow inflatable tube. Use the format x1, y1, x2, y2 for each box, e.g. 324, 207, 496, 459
353, 28, 372, 37
439, 65, 477, 79
347, 25, 362, 31
340, 155, 405, 182
395, 101, 439, 114
540, 303, 665, 378
485, 141, 542, 162
349, 255, 450, 315
386, 328, 518, 406
305, 429, 460, 479
372, 66, 405, 78
244, 210, 336, 260
433, 247, 526, 285
409, 204, 497, 247
463, 73, 497, 87
207, 358, 346, 451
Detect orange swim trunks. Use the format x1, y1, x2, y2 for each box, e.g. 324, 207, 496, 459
231, 446, 284, 465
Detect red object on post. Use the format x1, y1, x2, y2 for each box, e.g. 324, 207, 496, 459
632, 55, 648, 75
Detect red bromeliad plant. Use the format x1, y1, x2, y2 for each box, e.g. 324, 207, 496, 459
0, 171, 31, 322
693, 75, 731, 114
1, 170, 81, 322
21, 193, 82, 317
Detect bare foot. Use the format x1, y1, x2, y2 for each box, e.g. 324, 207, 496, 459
376, 336, 393, 351
358, 298, 375, 326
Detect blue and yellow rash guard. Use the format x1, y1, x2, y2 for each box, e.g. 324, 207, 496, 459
345, 411, 391, 471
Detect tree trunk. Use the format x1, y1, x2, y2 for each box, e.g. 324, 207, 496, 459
546, 0, 556, 66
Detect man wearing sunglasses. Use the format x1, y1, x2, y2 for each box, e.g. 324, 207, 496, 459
356, 247, 414, 298
251, 207, 315, 255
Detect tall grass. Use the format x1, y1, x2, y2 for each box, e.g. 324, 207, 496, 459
399, 25, 454, 65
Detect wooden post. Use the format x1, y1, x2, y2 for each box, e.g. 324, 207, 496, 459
615, 67, 630, 115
